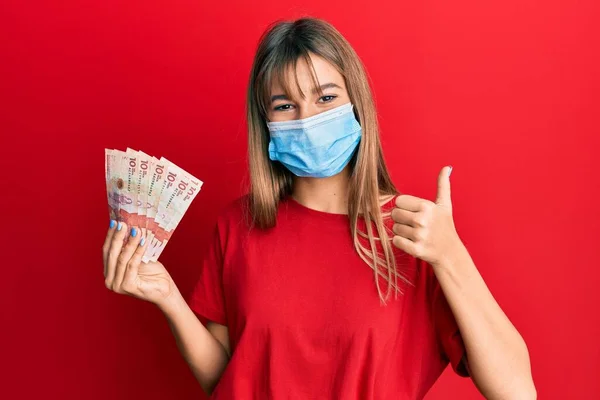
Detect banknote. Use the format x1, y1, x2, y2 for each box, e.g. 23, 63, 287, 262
122, 148, 140, 232
105, 149, 122, 221
129, 149, 152, 238
145, 157, 170, 243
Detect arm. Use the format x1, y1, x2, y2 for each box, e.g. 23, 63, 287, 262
433, 246, 536, 400
159, 289, 230, 396
391, 166, 536, 399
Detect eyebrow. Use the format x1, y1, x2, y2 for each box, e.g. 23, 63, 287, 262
270, 82, 343, 103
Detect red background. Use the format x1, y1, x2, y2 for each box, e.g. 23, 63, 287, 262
1, 0, 598, 399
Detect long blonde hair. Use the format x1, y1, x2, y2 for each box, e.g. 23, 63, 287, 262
246, 17, 409, 302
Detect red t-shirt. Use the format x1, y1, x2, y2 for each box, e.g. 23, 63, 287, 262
189, 195, 468, 399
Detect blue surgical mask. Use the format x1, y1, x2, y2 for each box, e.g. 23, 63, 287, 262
266, 102, 362, 178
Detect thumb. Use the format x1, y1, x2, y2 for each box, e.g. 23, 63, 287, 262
435, 166, 453, 210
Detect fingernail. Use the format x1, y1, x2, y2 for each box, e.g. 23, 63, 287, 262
448, 166, 453, 177
109, 220, 116, 229
140, 237, 145, 246
117, 222, 123, 231
131, 228, 137, 237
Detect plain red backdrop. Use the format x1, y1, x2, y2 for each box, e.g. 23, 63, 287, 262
1, 0, 598, 399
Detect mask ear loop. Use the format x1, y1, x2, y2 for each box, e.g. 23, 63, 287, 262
352, 105, 361, 126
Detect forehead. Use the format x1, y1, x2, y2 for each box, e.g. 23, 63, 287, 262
270, 53, 344, 96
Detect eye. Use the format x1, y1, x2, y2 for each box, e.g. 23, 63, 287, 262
319, 95, 337, 103
274, 104, 294, 111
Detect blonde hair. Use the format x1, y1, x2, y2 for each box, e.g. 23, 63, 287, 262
245, 17, 409, 302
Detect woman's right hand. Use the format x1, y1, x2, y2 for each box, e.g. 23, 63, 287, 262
102, 221, 177, 308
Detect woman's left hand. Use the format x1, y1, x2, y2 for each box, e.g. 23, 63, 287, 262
391, 166, 465, 268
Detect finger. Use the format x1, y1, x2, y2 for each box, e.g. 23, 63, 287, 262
105, 221, 128, 289
392, 235, 417, 256
395, 194, 427, 212
435, 166, 453, 210
391, 207, 417, 226
103, 220, 118, 277
122, 233, 149, 295
113, 226, 142, 293
140, 232, 155, 264
392, 223, 418, 241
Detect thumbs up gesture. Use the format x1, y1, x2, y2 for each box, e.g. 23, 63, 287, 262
391, 166, 464, 268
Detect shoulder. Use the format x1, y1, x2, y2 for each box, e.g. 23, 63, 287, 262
213, 194, 251, 231
219, 194, 250, 217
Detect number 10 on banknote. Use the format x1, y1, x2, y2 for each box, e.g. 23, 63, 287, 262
104, 148, 203, 263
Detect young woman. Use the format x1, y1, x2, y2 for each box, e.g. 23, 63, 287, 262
102, 17, 536, 399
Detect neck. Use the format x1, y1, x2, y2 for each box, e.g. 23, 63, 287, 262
291, 165, 351, 215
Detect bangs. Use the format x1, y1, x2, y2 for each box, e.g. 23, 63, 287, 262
256, 46, 324, 117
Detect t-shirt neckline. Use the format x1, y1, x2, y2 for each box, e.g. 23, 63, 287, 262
286, 196, 349, 221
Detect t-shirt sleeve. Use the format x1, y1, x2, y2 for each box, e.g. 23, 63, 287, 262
188, 223, 228, 326
430, 269, 470, 377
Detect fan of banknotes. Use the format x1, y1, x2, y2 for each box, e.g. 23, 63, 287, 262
105, 148, 203, 263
